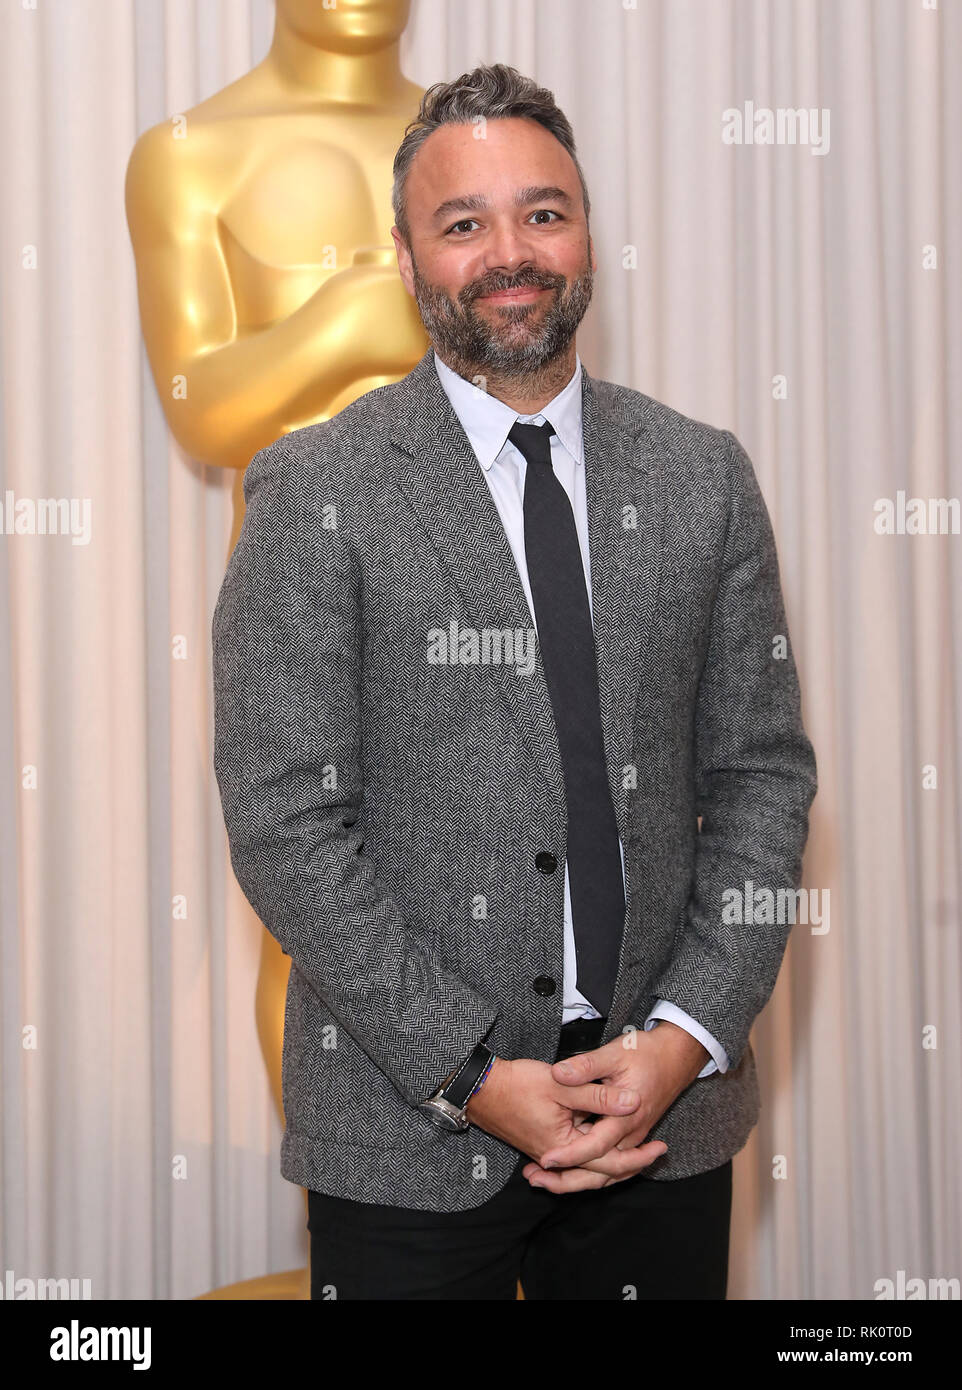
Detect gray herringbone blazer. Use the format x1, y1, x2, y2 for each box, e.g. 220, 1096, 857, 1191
212, 346, 817, 1211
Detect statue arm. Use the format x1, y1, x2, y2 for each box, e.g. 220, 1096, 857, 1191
125, 127, 391, 469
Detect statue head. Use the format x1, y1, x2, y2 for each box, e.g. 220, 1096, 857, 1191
274, 0, 411, 53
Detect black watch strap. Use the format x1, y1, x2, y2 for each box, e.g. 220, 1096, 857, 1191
440, 1042, 494, 1110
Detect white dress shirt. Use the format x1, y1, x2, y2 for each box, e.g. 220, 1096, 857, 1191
433, 349, 728, 1077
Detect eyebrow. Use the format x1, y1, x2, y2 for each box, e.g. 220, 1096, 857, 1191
431, 185, 574, 226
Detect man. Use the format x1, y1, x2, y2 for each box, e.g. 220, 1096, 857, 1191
212, 62, 817, 1300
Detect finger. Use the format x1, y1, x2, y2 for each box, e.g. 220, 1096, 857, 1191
540, 1115, 634, 1169
528, 1140, 668, 1191
527, 1165, 612, 1193
565, 1114, 597, 1136
578, 1139, 668, 1179
551, 1040, 624, 1086
555, 1081, 640, 1117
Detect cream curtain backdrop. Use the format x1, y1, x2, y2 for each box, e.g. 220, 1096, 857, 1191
1, 0, 959, 1300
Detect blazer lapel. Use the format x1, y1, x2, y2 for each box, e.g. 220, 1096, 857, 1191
582, 366, 666, 839
386, 348, 665, 838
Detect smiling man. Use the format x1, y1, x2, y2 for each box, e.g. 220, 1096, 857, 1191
212, 62, 817, 1300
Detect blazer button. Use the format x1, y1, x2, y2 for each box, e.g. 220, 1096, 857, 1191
533, 976, 556, 997
535, 851, 557, 874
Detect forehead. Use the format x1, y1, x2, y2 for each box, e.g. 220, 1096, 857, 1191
405, 117, 579, 211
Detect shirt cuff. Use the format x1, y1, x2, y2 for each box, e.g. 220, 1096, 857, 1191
643, 1000, 729, 1077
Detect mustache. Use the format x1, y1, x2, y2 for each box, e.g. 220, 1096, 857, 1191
460, 268, 567, 304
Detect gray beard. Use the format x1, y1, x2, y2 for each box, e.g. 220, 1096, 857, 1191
410, 253, 593, 387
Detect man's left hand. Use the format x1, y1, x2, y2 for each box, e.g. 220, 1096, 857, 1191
521, 1021, 710, 1192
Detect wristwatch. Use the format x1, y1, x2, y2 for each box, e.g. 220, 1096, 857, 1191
419, 1042, 495, 1132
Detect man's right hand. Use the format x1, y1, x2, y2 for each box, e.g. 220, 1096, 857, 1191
465, 1057, 665, 1172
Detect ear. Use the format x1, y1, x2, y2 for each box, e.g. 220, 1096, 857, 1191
391, 227, 416, 296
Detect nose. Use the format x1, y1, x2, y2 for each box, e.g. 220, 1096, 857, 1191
480, 219, 537, 277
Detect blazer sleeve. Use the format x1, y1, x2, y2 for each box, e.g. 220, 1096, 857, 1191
212, 438, 498, 1106
645, 429, 818, 1070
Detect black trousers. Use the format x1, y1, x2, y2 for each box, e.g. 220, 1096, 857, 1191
307, 1019, 732, 1300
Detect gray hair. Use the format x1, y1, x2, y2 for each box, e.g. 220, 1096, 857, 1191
392, 62, 590, 245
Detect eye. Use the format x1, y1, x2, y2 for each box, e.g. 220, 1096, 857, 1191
444, 209, 564, 236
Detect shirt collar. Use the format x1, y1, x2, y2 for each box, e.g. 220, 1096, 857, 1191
433, 348, 585, 471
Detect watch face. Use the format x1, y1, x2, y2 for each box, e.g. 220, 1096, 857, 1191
436, 1111, 463, 1132
420, 1098, 465, 1132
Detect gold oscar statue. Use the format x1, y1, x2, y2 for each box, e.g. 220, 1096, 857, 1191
125, 0, 428, 1299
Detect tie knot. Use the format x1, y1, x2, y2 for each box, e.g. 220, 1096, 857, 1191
508, 420, 555, 466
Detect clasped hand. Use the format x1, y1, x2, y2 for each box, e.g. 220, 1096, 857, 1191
522, 1024, 708, 1192
465, 1021, 709, 1192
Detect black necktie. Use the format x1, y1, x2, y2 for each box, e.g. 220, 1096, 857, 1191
509, 420, 625, 1015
